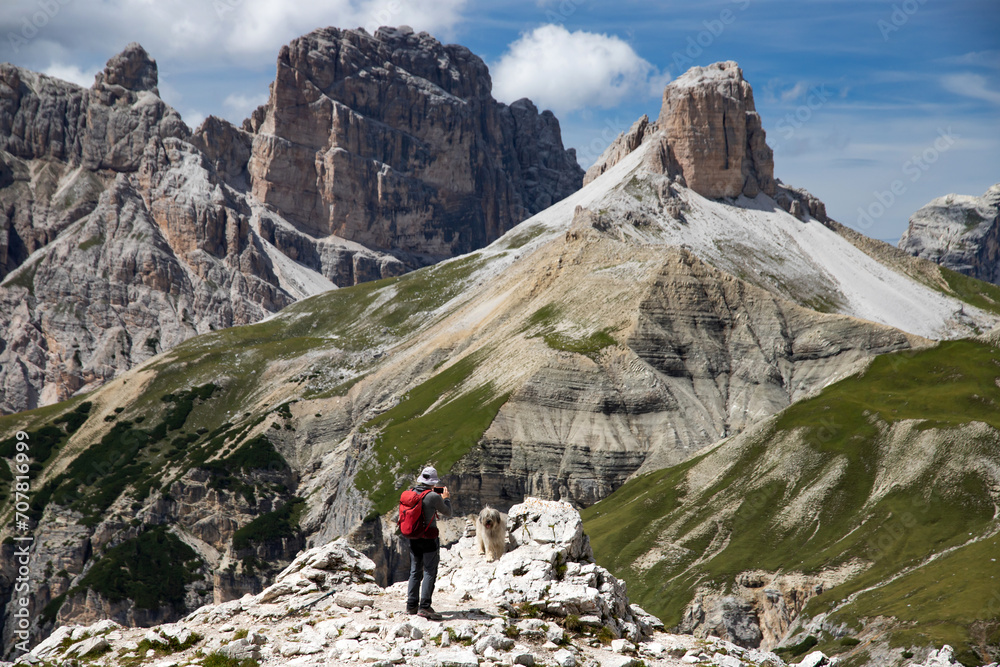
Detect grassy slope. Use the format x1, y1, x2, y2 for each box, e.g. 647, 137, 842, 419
0, 253, 492, 525
939, 265, 1000, 317
583, 339, 1000, 665
0, 252, 493, 616
354, 352, 511, 515
0, 252, 487, 437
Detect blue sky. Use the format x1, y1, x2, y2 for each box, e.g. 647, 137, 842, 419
1, 0, 997, 242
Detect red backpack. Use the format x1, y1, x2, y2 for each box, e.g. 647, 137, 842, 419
399, 489, 438, 539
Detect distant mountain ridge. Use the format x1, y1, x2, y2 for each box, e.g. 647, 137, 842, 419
0, 28, 584, 415
899, 183, 1000, 285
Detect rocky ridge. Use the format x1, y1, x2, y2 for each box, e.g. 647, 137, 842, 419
0, 27, 584, 415
10, 499, 846, 667
899, 183, 1000, 285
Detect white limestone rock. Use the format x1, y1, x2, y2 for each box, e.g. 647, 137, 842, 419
220, 637, 261, 660
66, 636, 110, 658
433, 650, 480, 667
336, 590, 376, 609
553, 648, 578, 667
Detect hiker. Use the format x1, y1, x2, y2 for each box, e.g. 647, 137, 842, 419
398, 465, 452, 620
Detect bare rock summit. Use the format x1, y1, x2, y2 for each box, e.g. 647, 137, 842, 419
17, 499, 815, 667
93, 42, 159, 94
587, 61, 776, 200
248, 25, 584, 259
899, 183, 1000, 285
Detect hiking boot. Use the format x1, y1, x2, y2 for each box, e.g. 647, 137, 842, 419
417, 607, 442, 621
406, 605, 418, 615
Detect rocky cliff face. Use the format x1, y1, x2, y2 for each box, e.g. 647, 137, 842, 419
247, 25, 583, 258
899, 183, 1000, 285
586, 61, 775, 200
0, 29, 584, 415
0, 133, 292, 412
0, 43, 186, 281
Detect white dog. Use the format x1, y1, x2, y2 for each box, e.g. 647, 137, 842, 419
474, 506, 506, 562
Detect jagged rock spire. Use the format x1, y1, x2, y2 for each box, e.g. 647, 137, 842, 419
93, 42, 159, 94
654, 61, 775, 199
586, 61, 776, 200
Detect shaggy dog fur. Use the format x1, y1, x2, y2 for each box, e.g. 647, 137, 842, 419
474, 506, 506, 561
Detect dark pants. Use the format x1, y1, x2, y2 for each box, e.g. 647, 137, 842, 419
407, 537, 440, 610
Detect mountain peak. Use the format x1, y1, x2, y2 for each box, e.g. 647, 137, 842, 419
93, 42, 159, 94
251, 24, 582, 249
586, 61, 775, 200
654, 60, 775, 199
665, 59, 744, 90
898, 181, 1000, 284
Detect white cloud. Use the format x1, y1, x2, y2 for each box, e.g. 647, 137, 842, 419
156, 80, 183, 108
941, 72, 1000, 105
780, 81, 808, 102
937, 51, 1000, 69
223, 92, 269, 122
0, 0, 468, 67
184, 110, 206, 129
491, 25, 667, 115
41, 63, 98, 87
209, 0, 468, 59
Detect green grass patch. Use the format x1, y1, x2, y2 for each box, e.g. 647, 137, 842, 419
54, 401, 93, 435
112, 254, 487, 434
801, 293, 843, 314
375, 254, 485, 335
11, 384, 220, 525
583, 339, 1000, 647
201, 653, 259, 667
836, 651, 871, 667
231, 497, 304, 551
526, 303, 561, 329
775, 635, 818, 659
75, 525, 202, 610
154, 384, 217, 436
938, 266, 1000, 317
828, 535, 1000, 666
524, 303, 619, 360
40, 592, 67, 625
201, 434, 290, 504
0, 403, 91, 470
0, 425, 64, 464
543, 329, 618, 360
214, 434, 287, 473
501, 224, 548, 250
581, 454, 705, 627
355, 354, 510, 515
77, 235, 104, 252
118, 631, 204, 666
